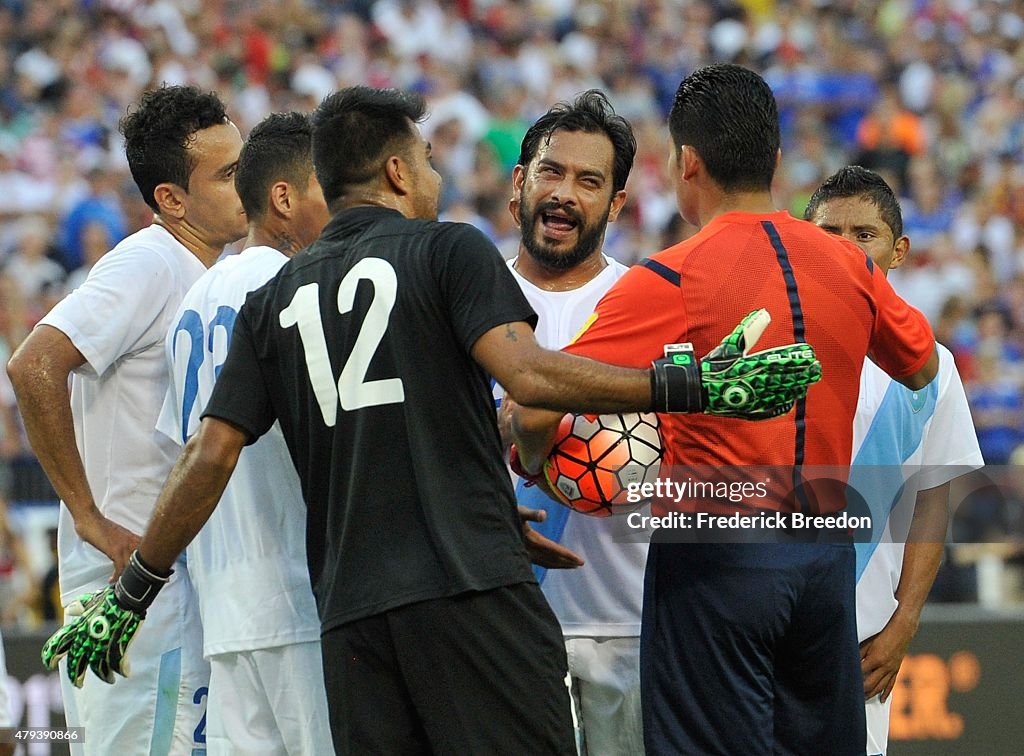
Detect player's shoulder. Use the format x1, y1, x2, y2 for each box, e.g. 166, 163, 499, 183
769, 212, 876, 269
93, 224, 167, 263
934, 343, 966, 396
427, 218, 494, 249
606, 256, 630, 277
935, 342, 956, 368
624, 241, 689, 290
184, 247, 278, 302
85, 224, 196, 287
221, 246, 288, 286
356, 211, 486, 247
412, 220, 502, 276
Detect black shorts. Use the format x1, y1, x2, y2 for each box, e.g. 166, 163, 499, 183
641, 541, 865, 756
321, 582, 576, 755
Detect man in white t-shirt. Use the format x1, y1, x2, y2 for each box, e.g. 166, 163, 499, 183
156, 112, 333, 755
497, 91, 647, 755
7, 85, 247, 755
805, 166, 984, 756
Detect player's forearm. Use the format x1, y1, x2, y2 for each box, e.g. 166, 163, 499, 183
510, 405, 564, 475
473, 322, 653, 414
507, 348, 652, 413
139, 419, 244, 572
894, 484, 950, 622
892, 541, 943, 631
7, 344, 97, 521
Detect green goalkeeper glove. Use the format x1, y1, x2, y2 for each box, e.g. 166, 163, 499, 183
650, 309, 821, 419
42, 551, 171, 687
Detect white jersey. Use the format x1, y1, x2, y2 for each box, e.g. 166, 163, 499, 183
39, 224, 207, 604
851, 344, 983, 641
496, 257, 648, 637
156, 245, 320, 656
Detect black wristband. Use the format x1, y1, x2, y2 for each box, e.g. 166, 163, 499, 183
650, 353, 705, 413
113, 550, 172, 615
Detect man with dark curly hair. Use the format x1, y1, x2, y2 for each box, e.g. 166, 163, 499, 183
8, 85, 246, 755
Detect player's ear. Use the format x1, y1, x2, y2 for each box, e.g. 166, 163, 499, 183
152, 182, 186, 219
383, 155, 408, 196
607, 189, 627, 223
679, 145, 701, 182
890, 235, 910, 270
269, 181, 292, 217
512, 164, 526, 193
510, 165, 525, 227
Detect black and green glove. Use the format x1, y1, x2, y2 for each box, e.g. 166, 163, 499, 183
42, 551, 171, 688
650, 309, 821, 419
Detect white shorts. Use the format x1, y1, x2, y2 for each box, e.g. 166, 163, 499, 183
59, 568, 209, 756
565, 636, 643, 756
206, 641, 333, 755
865, 693, 893, 755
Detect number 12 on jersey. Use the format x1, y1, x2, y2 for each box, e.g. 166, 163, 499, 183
279, 257, 406, 426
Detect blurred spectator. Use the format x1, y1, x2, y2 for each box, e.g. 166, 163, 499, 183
968, 351, 1024, 465
63, 219, 112, 295
0, 352, 19, 495
39, 526, 59, 624
0, 139, 55, 222
854, 82, 927, 191
1, 215, 65, 303
481, 82, 531, 175
0, 497, 33, 627
890, 234, 976, 322
901, 157, 960, 250
0, 274, 28, 354
56, 166, 127, 271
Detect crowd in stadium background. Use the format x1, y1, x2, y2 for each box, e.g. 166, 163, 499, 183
1, 0, 1024, 627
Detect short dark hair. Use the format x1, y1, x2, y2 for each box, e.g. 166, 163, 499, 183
119, 85, 229, 212
803, 166, 904, 240
668, 64, 779, 192
235, 112, 314, 222
517, 89, 637, 194
311, 86, 427, 205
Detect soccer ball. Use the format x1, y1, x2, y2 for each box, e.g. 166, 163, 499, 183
542, 413, 663, 517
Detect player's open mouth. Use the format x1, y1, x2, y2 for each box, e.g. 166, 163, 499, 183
541, 212, 578, 240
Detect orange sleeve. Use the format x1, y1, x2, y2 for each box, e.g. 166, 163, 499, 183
563, 263, 686, 369
867, 262, 934, 378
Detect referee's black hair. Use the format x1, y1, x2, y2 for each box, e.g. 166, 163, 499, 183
804, 166, 905, 240
311, 86, 427, 205
119, 85, 230, 213
235, 112, 315, 222
517, 90, 637, 194
668, 64, 779, 193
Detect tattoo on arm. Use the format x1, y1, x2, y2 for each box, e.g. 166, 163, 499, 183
504, 324, 518, 342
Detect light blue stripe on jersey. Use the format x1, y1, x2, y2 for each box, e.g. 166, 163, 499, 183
517, 478, 571, 584
150, 646, 182, 756
850, 377, 938, 581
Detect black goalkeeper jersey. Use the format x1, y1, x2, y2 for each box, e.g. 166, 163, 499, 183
203, 206, 538, 631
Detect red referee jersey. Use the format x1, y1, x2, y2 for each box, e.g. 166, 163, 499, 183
564, 210, 933, 479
